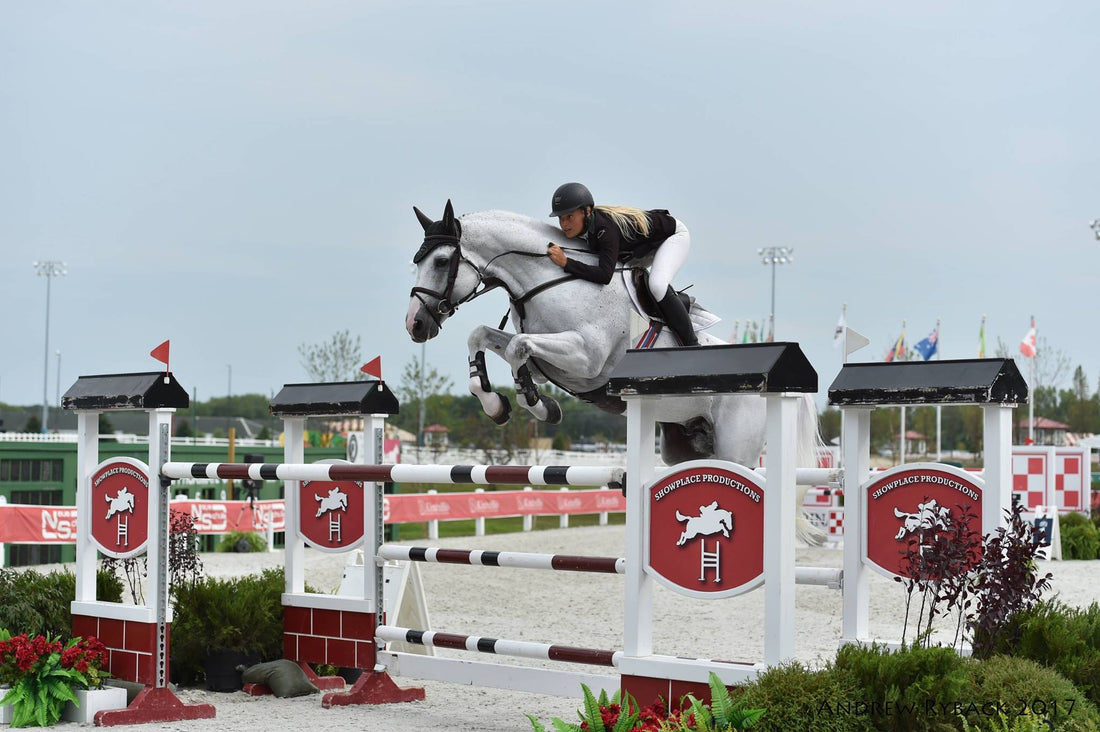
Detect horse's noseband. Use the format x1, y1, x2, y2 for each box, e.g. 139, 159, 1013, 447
410, 233, 467, 324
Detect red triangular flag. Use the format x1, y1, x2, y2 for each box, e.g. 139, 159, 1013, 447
361, 356, 382, 379
150, 340, 170, 370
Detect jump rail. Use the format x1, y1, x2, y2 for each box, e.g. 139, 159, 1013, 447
378, 546, 625, 574
161, 461, 836, 488
378, 545, 841, 588
375, 626, 623, 667
160, 462, 624, 487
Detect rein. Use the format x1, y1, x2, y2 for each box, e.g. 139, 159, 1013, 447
411, 233, 581, 331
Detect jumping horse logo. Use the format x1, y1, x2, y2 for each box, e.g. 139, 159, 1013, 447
675, 501, 734, 546
315, 486, 349, 518
105, 487, 135, 520
893, 499, 951, 540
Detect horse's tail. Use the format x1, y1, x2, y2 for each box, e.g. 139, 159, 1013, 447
795, 394, 828, 546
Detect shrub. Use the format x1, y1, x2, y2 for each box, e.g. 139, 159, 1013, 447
215, 531, 268, 553
1061, 520, 1100, 560
969, 505, 1053, 658
992, 601, 1100, 707
169, 567, 286, 685
0, 568, 122, 640
833, 643, 970, 731
964, 655, 1100, 731
101, 508, 203, 603
736, 661, 873, 732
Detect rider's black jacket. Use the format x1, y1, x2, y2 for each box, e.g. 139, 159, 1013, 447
563, 209, 677, 285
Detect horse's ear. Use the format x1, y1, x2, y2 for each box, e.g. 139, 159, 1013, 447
442, 199, 455, 229
413, 206, 434, 232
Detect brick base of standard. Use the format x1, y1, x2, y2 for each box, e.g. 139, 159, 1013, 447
72, 614, 162, 686
283, 606, 377, 669
621, 675, 719, 709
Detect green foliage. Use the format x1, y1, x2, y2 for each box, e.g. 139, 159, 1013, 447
0, 568, 122, 640
169, 568, 286, 685
1060, 514, 1100, 559
215, 531, 268, 553
0, 631, 83, 728
833, 643, 970, 731
963, 654, 1100, 731
737, 661, 872, 732
677, 673, 764, 730
992, 601, 1100, 706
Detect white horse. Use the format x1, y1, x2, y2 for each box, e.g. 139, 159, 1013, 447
405, 201, 824, 543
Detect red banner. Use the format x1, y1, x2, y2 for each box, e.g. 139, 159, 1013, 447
383, 489, 625, 524
0, 489, 624, 545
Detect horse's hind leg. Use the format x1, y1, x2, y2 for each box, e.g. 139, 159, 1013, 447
467, 326, 514, 425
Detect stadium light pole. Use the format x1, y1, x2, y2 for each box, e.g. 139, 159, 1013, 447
757, 247, 793, 340
33, 261, 66, 433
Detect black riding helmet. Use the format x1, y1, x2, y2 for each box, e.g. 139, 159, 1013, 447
549, 182, 594, 217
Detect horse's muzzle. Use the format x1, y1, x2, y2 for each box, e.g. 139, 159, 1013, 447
407, 303, 441, 343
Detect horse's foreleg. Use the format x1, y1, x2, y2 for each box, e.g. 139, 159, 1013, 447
467, 326, 514, 425
503, 331, 602, 425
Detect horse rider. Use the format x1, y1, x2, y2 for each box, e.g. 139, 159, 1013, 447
545, 182, 698, 346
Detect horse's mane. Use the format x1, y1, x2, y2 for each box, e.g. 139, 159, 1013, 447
458, 210, 573, 256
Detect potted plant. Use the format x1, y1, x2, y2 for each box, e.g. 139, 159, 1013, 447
169, 568, 285, 691
0, 630, 123, 728
59, 636, 127, 724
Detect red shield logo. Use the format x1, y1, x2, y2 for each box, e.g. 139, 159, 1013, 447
299, 461, 364, 552
647, 460, 764, 598
91, 458, 150, 559
863, 463, 984, 579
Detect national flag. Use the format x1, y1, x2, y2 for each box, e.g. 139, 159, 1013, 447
912, 329, 939, 361
833, 308, 846, 349
742, 322, 753, 344
885, 330, 906, 362
361, 356, 383, 379
149, 340, 170, 370
1019, 317, 1037, 358
979, 317, 987, 359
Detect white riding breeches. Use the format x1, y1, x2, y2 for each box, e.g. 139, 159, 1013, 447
648, 219, 689, 300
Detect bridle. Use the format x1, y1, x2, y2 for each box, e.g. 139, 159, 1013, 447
409, 225, 580, 332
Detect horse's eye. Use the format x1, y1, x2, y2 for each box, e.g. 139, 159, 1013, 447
433, 255, 450, 269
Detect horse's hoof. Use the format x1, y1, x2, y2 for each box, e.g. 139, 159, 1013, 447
489, 392, 512, 425
539, 396, 562, 425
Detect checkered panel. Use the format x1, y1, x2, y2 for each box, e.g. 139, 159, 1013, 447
1056, 454, 1084, 510
1012, 454, 1048, 509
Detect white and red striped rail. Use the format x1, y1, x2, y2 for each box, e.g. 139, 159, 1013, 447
376, 626, 623, 668
378, 545, 625, 574
160, 461, 623, 488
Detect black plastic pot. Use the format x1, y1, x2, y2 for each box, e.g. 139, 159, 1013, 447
203, 650, 259, 692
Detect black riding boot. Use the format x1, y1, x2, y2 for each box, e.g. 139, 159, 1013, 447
656, 287, 698, 346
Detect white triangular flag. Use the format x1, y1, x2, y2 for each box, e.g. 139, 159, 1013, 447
844, 327, 870, 360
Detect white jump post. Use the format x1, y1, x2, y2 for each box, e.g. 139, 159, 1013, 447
62, 371, 215, 725
829, 358, 1028, 647
266, 379, 424, 707
607, 342, 818, 704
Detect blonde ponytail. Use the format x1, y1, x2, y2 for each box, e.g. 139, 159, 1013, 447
594, 205, 650, 240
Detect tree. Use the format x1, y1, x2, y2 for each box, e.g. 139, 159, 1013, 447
298, 329, 367, 383
175, 418, 194, 438
395, 357, 453, 448
23, 414, 41, 433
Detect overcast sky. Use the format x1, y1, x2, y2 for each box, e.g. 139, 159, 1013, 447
2, 2, 1097, 416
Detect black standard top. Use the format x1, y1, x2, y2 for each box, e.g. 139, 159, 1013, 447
607, 343, 818, 397
62, 372, 190, 411
269, 380, 399, 417
563, 209, 678, 284
828, 359, 1028, 406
